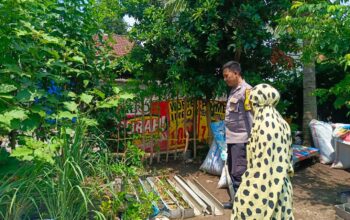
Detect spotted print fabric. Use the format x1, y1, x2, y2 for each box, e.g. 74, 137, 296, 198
231, 84, 294, 220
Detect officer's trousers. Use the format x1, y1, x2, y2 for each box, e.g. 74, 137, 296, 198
227, 143, 247, 193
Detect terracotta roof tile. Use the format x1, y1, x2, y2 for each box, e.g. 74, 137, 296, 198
110, 35, 134, 57
95, 34, 134, 57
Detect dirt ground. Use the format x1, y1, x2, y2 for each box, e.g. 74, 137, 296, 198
152, 159, 350, 220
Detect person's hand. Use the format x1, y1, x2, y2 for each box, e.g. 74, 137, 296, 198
221, 151, 228, 161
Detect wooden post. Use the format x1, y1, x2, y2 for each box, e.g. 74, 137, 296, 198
141, 98, 145, 161
117, 125, 120, 155
174, 94, 180, 160
193, 98, 197, 159
166, 100, 170, 163
157, 97, 161, 163
150, 97, 154, 165
124, 101, 127, 152
182, 97, 188, 159
206, 98, 212, 146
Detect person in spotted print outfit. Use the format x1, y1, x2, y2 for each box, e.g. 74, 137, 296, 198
231, 84, 294, 220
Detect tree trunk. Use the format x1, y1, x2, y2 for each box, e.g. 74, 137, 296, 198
234, 46, 242, 62
302, 61, 317, 145
9, 130, 17, 149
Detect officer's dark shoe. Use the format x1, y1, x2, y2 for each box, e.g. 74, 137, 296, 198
222, 201, 233, 209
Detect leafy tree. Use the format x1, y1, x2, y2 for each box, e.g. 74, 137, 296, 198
93, 0, 128, 34
0, 0, 132, 160
0, 1, 156, 219
122, 0, 292, 100
283, 1, 350, 110
279, 0, 350, 141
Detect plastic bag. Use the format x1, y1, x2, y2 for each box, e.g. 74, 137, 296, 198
200, 121, 226, 176
199, 139, 224, 175
309, 119, 335, 164
217, 161, 235, 199
217, 163, 228, 188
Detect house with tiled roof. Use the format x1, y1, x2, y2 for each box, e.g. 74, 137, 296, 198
95, 34, 134, 57
108, 35, 134, 57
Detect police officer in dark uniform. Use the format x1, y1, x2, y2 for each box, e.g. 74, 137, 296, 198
222, 61, 253, 209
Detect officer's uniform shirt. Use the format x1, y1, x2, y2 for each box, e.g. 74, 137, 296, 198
225, 80, 253, 144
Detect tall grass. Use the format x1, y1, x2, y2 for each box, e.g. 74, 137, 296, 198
0, 124, 156, 219
0, 124, 110, 219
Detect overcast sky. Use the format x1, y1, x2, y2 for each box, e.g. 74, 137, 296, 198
123, 15, 136, 28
